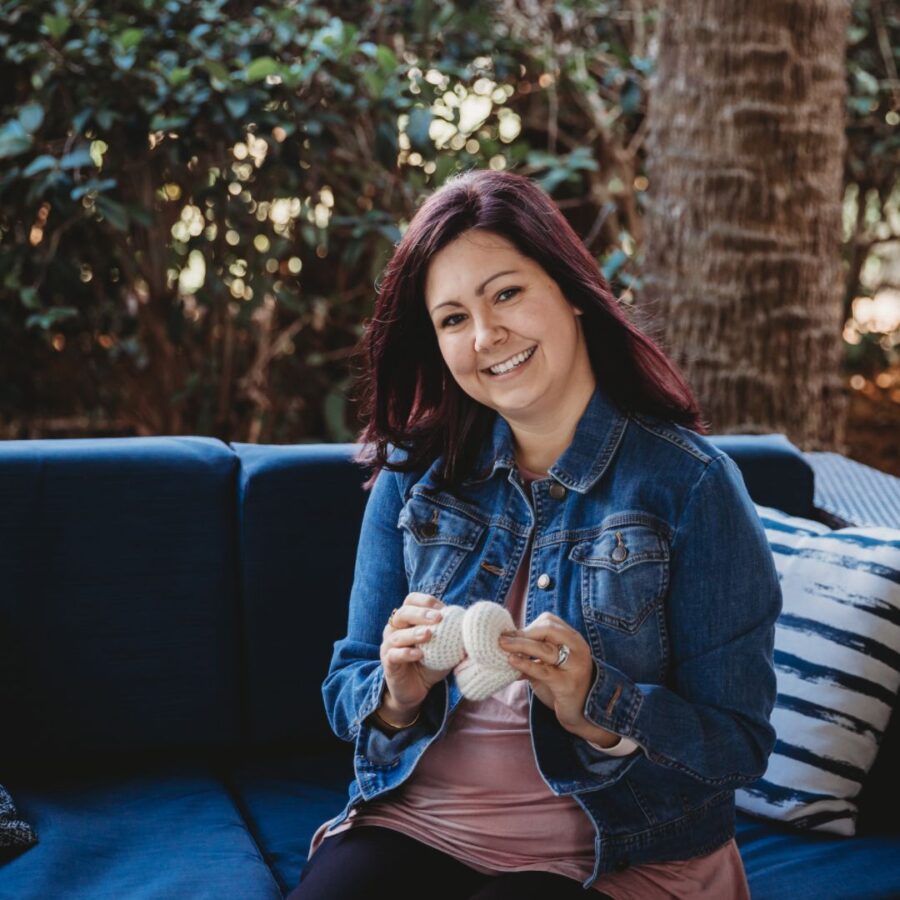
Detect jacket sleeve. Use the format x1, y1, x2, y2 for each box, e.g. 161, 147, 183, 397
575, 452, 782, 788
320, 463, 448, 766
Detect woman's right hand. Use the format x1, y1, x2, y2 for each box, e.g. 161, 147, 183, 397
379, 592, 455, 715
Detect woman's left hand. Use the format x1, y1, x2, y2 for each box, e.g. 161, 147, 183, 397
499, 612, 595, 734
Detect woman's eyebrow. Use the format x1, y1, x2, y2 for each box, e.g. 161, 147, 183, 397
430, 269, 520, 313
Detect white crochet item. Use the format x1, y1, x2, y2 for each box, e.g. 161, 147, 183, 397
422, 600, 520, 701
419, 603, 466, 671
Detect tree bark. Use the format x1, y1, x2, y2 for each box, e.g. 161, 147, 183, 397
642, 0, 850, 452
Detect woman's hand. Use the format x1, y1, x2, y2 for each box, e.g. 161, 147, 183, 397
499, 611, 597, 735
379, 593, 455, 717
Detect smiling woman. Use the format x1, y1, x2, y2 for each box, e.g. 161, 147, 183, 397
422, 229, 592, 471
286, 169, 777, 900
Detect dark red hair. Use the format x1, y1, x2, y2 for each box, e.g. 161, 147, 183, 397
352, 168, 707, 493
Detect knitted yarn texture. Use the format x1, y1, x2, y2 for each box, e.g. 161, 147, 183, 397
421, 601, 520, 701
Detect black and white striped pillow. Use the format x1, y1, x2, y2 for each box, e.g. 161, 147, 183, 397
735, 505, 900, 835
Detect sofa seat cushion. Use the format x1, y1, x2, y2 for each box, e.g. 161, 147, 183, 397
225, 751, 354, 895
736, 812, 900, 900
0, 766, 281, 900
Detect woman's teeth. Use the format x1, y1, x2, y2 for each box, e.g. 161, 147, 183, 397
488, 345, 536, 375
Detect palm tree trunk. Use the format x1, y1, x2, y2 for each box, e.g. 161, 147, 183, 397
642, 0, 850, 452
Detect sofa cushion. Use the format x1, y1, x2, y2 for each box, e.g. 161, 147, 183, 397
225, 749, 355, 895
736, 812, 900, 900
0, 437, 242, 776
735, 505, 900, 835
709, 433, 816, 518
0, 766, 282, 900
231, 443, 370, 752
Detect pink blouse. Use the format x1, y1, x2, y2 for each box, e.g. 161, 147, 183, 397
308, 464, 750, 898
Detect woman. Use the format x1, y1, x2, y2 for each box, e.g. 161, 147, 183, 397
287, 169, 781, 899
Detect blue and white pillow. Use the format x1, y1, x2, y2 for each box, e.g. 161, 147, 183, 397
735, 505, 900, 836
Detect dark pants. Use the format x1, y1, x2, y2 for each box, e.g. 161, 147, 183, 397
286, 824, 613, 899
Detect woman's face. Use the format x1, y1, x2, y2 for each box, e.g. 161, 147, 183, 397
424, 229, 595, 422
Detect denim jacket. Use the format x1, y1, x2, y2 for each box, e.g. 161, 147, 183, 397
321, 382, 781, 887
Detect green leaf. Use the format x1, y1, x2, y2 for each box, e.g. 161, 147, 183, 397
224, 95, 249, 119
149, 114, 191, 130
168, 66, 192, 87
59, 146, 95, 169
375, 45, 397, 72
19, 103, 44, 134
71, 178, 117, 201
407, 106, 432, 152
42, 14, 70, 41
113, 53, 137, 71
23, 154, 57, 177
19, 286, 40, 310
203, 59, 230, 85
26, 307, 79, 330
95, 195, 130, 232
96, 108, 116, 130
245, 57, 279, 83
601, 248, 628, 280
0, 120, 33, 160
72, 108, 93, 133
118, 28, 144, 51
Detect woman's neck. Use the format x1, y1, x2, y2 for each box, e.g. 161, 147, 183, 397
508, 381, 596, 474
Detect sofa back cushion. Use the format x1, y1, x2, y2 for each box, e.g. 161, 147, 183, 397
0, 437, 242, 775
232, 442, 370, 752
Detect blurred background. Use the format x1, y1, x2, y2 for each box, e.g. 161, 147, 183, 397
1, 0, 897, 474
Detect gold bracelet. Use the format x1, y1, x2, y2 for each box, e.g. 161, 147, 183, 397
372, 705, 420, 732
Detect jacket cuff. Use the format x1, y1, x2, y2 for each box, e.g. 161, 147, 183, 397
583, 657, 643, 739
354, 664, 445, 766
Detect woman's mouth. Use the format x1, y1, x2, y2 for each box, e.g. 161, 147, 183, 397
483, 344, 537, 378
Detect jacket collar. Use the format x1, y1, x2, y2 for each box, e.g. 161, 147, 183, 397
462, 381, 629, 494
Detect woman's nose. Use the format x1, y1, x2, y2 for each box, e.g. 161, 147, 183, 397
473, 317, 506, 354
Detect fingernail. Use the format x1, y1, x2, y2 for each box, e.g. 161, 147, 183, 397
425, 610, 439, 620
415, 626, 430, 637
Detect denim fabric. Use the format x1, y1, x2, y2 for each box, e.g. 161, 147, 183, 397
320, 382, 782, 888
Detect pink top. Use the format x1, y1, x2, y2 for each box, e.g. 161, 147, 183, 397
308, 465, 750, 898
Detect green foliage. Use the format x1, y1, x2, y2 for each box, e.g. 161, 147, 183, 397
0, 0, 895, 440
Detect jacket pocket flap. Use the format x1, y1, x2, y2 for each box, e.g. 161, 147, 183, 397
398, 497, 485, 550
569, 524, 668, 573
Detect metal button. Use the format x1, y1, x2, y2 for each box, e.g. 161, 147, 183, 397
537, 573, 552, 589
549, 482, 566, 499
420, 522, 438, 538
611, 531, 628, 562
614, 858, 630, 872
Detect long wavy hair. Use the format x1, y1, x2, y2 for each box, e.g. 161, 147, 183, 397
352, 168, 708, 494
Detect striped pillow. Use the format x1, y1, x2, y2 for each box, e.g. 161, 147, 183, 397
735, 505, 900, 835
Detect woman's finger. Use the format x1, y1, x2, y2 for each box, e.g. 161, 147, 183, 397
404, 593, 446, 610
499, 634, 556, 662
390, 624, 435, 648
383, 597, 443, 636
518, 618, 575, 642
386, 646, 423, 665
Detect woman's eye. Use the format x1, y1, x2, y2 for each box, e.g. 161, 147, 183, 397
441, 313, 464, 328
497, 287, 519, 302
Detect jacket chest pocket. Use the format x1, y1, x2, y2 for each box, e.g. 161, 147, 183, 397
569, 523, 670, 633
397, 496, 486, 597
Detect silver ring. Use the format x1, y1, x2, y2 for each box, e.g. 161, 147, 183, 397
554, 643, 571, 668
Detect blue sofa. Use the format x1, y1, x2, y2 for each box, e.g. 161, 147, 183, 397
1, 434, 897, 899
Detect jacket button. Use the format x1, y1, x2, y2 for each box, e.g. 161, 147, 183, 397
549, 482, 566, 499
420, 522, 438, 538
614, 859, 630, 871
537, 573, 553, 589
